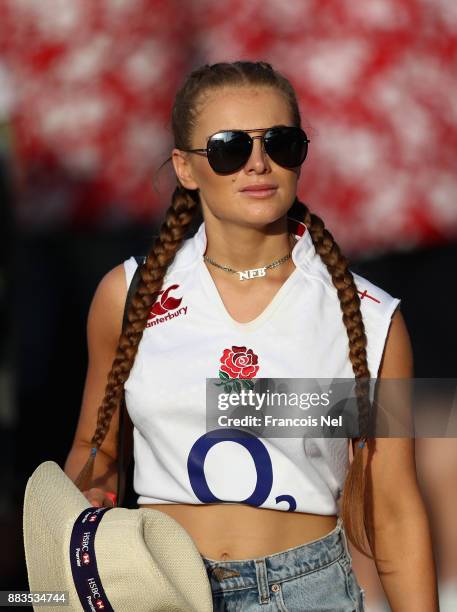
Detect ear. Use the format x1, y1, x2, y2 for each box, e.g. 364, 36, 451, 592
171, 148, 199, 191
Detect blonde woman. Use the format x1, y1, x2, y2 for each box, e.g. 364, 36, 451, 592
65, 61, 438, 611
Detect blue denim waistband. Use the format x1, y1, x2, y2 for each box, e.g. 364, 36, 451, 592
201, 516, 352, 594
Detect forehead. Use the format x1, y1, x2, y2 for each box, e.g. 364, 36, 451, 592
194, 86, 292, 140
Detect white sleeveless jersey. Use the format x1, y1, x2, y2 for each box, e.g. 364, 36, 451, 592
123, 216, 401, 514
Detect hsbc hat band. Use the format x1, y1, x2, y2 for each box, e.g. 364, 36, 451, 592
69, 506, 115, 611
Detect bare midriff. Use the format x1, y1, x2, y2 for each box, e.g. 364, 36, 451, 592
139, 502, 338, 560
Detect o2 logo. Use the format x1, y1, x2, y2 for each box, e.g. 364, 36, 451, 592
187, 428, 297, 511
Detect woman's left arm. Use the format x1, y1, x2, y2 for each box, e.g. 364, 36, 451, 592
366, 308, 439, 611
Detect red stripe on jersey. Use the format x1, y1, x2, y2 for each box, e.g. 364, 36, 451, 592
287, 216, 307, 237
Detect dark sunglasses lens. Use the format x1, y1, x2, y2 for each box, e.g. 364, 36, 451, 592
265, 127, 309, 167
207, 131, 251, 173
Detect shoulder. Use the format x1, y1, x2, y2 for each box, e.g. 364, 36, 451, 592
348, 271, 406, 376
379, 308, 413, 377
306, 262, 401, 322
295, 232, 400, 322
327, 269, 411, 377
93, 263, 128, 306
123, 235, 200, 285
87, 264, 127, 350
350, 271, 401, 321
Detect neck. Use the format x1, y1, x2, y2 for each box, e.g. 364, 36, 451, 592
202, 217, 297, 271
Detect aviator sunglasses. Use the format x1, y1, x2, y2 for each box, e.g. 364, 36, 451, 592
181, 126, 310, 174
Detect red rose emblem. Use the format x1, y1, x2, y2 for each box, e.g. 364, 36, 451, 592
220, 345, 259, 379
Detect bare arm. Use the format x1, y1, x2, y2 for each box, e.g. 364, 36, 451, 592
363, 309, 439, 611
64, 263, 128, 499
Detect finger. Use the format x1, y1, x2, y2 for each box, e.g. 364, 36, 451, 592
84, 488, 106, 508
103, 492, 117, 507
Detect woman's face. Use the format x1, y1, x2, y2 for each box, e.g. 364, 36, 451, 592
172, 86, 302, 229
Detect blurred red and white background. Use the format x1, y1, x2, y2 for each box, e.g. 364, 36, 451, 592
0, 0, 456, 254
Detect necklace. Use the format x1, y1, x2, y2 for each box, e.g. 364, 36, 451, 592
203, 243, 294, 281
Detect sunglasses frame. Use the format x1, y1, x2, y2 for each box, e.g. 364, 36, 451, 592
180, 126, 310, 173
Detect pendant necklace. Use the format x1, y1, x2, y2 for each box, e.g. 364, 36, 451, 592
203, 236, 296, 281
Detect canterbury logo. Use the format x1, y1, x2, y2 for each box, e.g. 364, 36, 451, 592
146, 284, 188, 328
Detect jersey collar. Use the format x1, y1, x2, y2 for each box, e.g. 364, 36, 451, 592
193, 214, 316, 272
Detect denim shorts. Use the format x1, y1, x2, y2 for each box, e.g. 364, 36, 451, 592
201, 516, 366, 611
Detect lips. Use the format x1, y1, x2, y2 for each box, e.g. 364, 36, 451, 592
239, 185, 278, 199
241, 184, 278, 191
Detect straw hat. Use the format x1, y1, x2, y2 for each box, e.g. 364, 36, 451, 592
23, 461, 213, 611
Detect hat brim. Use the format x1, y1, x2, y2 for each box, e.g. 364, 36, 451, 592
23, 461, 93, 610
23, 461, 213, 611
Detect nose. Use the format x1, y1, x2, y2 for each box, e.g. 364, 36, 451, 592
244, 134, 270, 173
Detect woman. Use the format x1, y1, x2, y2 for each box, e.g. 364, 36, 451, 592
64, 61, 438, 610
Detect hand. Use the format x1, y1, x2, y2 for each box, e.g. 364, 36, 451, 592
82, 487, 117, 508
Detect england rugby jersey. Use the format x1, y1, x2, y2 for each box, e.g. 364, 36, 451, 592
123, 216, 400, 514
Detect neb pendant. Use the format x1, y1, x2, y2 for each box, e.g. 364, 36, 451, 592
238, 267, 267, 281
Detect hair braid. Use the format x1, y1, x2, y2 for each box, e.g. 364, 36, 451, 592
74, 186, 200, 492
296, 198, 375, 558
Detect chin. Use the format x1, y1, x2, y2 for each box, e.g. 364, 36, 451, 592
237, 201, 290, 224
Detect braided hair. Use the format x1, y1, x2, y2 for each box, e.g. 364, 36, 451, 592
74, 60, 376, 560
